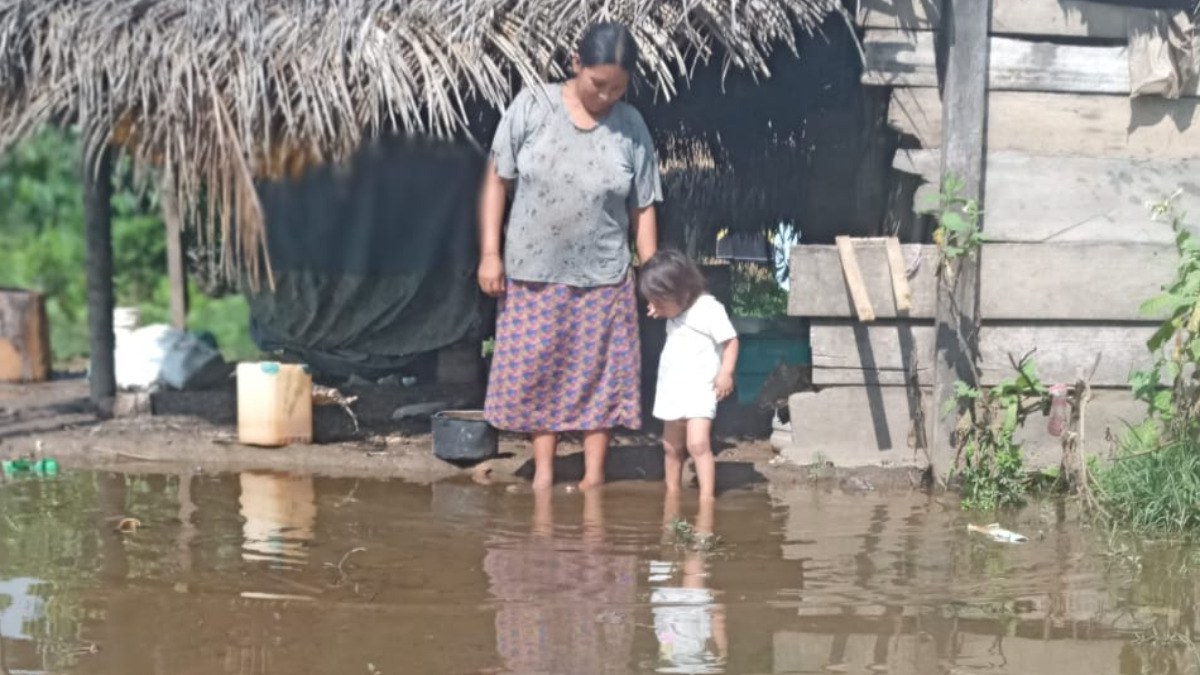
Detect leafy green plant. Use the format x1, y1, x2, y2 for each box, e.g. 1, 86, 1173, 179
930, 176, 986, 272
731, 261, 788, 317
950, 358, 1050, 511
1093, 196, 1200, 535
1129, 195, 1200, 437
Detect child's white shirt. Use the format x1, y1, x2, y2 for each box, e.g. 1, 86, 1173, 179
653, 294, 737, 421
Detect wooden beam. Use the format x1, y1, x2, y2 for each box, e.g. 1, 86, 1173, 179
790, 241, 1175, 321
785, 387, 1144, 470
889, 89, 1200, 159
809, 321, 1159, 387
930, 0, 991, 479
863, 30, 1191, 95
859, 0, 1153, 40
898, 150, 1200, 244
810, 320, 935, 386
980, 243, 1175, 321
162, 186, 189, 331
835, 236, 877, 322
84, 146, 116, 413
789, 243, 938, 319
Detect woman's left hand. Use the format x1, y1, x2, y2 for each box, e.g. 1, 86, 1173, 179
714, 372, 734, 401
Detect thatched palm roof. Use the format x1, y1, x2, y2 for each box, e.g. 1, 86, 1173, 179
0, 0, 842, 285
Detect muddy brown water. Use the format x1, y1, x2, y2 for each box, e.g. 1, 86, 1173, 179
0, 471, 1197, 675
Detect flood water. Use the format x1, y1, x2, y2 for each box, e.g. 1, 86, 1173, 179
0, 471, 1197, 675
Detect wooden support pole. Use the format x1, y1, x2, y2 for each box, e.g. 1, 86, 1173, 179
930, 0, 992, 480
84, 146, 116, 414
162, 186, 189, 330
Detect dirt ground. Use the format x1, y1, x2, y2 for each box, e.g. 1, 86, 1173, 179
0, 378, 925, 493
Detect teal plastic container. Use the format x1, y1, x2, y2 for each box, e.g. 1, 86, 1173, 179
731, 317, 811, 404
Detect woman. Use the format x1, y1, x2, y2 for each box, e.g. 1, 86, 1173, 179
479, 22, 661, 491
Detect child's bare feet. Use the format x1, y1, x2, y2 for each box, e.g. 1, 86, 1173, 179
577, 475, 604, 491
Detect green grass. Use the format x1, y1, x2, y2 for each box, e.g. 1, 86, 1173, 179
1094, 437, 1200, 535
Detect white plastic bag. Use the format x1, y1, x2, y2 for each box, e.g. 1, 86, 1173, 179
115, 324, 224, 391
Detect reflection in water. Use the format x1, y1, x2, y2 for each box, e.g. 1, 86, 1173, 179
238, 472, 316, 569
0, 577, 47, 675
0, 471, 1198, 674
0, 577, 45, 640
484, 489, 637, 675
651, 495, 727, 674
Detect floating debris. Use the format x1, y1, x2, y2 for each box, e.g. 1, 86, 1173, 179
116, 517, 143, 534
671, 518, 724, 553
313, 385, 361, 431
967, 523, 1028, 544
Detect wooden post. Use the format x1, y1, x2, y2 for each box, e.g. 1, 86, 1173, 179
930, 0, 992, 480
162, 186, 189, 330
84, 146, 116, 414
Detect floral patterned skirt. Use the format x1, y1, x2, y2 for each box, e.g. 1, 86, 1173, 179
484, 275, 642, 432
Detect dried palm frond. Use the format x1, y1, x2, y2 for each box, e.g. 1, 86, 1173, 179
0, 0, 842, 288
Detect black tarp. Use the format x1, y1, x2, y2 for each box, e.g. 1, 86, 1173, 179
247, 137, 485, 379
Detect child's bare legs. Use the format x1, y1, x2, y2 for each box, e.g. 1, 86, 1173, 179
687, 418, 717, 502
531, 432, 557, 491
662, 420, 688, 493
579, 430, 609, 491
661, 486, 682, 537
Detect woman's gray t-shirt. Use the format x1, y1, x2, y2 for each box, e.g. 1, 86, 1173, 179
491, 83, 663, 288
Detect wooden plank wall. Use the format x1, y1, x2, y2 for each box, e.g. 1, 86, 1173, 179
780, 0, 1192, 467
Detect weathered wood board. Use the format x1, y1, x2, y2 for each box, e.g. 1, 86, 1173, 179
864, 30, 1197, 96
789, 242, 938, 319
859, 0, 1153, 39
0, 289, 51, 383
785, 386, 931, 468
896, 150, 1200, 244
784, 386, 1143, 469
980, 243, 1176, 320
889, 89, 1200, 159
810, 321, 1158, 387
810, 321, 935, 386
791, 242, 1175, 321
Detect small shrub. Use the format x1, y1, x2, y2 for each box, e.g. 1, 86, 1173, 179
951, 358, 1050, 511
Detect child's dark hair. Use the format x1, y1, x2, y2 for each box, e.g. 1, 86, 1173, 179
638, 249, 706, 310
578, 22, 639, 72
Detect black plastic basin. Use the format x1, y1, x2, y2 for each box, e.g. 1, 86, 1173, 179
431, 410, 498, 463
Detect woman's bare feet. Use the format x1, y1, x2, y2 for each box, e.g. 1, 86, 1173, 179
530, 432, 557, 492
580, 430, 610, 491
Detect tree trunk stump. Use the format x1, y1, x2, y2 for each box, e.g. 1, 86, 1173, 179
0, 289, 51, 382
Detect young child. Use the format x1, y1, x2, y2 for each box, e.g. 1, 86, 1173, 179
639, 250, 739, 502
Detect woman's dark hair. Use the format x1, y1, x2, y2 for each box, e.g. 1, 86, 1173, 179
638, 249, 706, 310
578, 22, 639, 71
